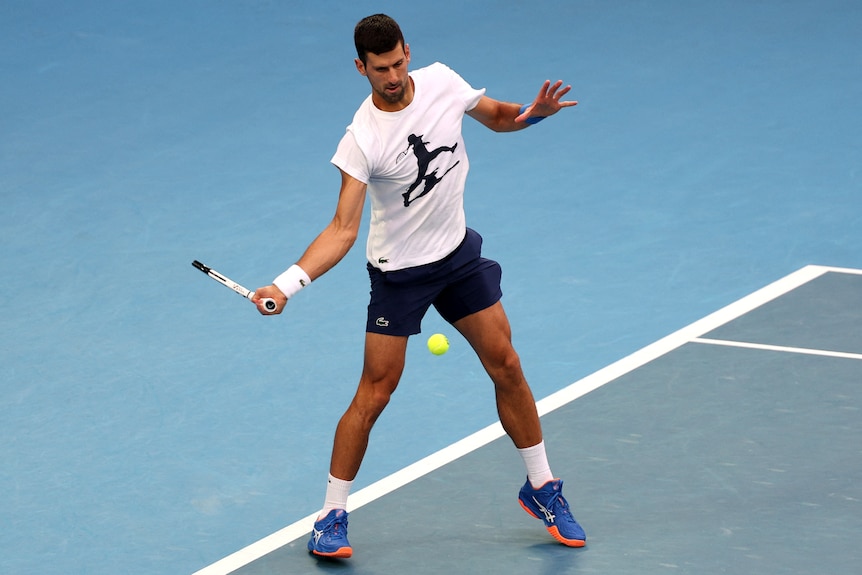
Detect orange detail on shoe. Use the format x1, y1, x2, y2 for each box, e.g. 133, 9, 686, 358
312, 546, 353, 558
547, 526, 586, 548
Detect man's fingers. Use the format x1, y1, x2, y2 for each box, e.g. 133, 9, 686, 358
546, 81, 570, 100
537, 79, 552, 99
527, 79, 577, 118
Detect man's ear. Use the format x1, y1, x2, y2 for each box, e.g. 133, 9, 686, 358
355, 58, 366, 76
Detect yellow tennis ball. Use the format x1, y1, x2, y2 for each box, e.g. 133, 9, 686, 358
427, 333, 449, 355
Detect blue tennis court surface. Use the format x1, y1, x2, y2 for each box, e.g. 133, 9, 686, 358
1, 2, 860, 574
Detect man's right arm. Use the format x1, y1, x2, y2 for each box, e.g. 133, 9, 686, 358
252, 169, 367, 315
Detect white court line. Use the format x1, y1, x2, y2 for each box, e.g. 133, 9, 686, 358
192, 264, 855, 575
536, 264, 838, 416
692, 338, 862, 361
810, 265, 862, 276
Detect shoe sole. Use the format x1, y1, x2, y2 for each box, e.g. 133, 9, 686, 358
519, 500, 586, 548
311, 546, 353, 558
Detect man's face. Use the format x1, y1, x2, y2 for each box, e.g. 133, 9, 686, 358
356, 43, 412, 110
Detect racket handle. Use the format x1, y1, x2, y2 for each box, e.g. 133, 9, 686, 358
248, 291, 278, 313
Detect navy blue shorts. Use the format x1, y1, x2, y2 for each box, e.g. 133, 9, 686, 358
366, 228, 503, 336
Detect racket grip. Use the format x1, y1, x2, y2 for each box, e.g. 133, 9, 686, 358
249, 291, 278, 313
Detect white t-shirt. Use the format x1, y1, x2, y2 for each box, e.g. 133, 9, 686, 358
331, 62, 486, 271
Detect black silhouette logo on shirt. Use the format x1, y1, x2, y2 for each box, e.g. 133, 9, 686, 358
400, 133, 460, 207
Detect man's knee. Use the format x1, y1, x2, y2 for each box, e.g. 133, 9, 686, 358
486, 346, 525, 383
351, 373, 399, 423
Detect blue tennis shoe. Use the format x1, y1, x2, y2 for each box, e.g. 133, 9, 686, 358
308, 509, 352, 558
518, 478, 586, 547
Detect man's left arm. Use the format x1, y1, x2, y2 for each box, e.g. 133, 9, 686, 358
466, 80, 577, 132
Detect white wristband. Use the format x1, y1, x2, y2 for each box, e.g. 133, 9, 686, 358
273, 264, 311, 299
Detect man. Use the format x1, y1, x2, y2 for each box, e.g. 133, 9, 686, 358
252, 13, 584, 558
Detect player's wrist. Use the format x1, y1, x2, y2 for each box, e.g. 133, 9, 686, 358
519, 104, 546, 125
273, 264, 311, 299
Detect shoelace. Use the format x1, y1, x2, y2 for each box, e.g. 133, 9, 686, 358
544, 490, 572, 517
320, 513, 348, 534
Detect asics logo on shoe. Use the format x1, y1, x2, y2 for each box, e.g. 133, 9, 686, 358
312, 527, 323, 545
532, 496, 556, 524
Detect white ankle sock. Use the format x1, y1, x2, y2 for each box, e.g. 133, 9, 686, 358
320, 474, 353, 519
517, 440, 554, 488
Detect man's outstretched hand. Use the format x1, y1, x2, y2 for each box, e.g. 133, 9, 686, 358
516, 80, 577, 122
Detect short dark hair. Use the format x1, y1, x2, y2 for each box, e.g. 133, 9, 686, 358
354, 14, 405, 64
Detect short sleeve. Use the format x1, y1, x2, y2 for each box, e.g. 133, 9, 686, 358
440, 63, 486, 112
330, 130, 370, 184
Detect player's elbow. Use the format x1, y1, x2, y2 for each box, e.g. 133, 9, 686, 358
332, 220, 359, 250
342, 229, 359, 250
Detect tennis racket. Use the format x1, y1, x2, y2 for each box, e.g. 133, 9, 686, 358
192, 260, 277, 312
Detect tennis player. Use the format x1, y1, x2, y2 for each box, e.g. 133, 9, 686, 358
253, 13, 585, 558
